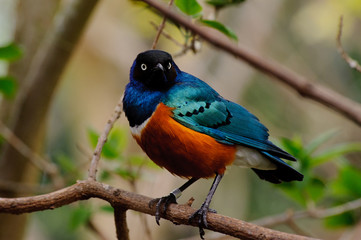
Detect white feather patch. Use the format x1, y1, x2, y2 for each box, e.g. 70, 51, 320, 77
234, 146, 277, 170
130, 117, 151, 137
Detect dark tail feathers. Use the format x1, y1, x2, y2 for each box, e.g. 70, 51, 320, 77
252, 165, 303, 184
253, 151, 304, 184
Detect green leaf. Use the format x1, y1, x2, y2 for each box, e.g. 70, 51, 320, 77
69, 205, 92, 230
334, 165, 361, 198
307, 177, 326, 203
200, 19, 238, 41
305, 129, 338, 156
0, 43, 22, 61
0, 76, 17, 98
311, 143, 361, 167
103, 128, 127, 159
324, 211, 355, 228
206, 0, 245, 8
280, 136, 305, 158
99, 205, 114, 213
175, 0, 202, 17
87, 127, 127, 160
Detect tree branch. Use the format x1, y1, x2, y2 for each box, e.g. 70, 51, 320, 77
151, 0, 175, 49
0, 180, 318, 240
0, 121, 63, 188
336, 15, 361, 73
88, 94, 124, 181
113, 206, 130, 240
252, 198, 361, 228
141, 0, 361, 127
0, 0, 99, 193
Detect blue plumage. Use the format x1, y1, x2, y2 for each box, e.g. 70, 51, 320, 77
123, 50, 303, 237
123, 50, 303, 183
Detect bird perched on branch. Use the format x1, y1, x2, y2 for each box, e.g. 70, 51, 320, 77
123, 50, 303, 238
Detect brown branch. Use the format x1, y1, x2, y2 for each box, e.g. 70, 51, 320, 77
0, 0, 99, 238
88, 94, 124, 181
0, 180, 317, 240
0, 121, 64, 188
113, 206, 130, 240
252, 198, 361, 228
141, 0, 361, 127
151, 0, 175, 49
0, 0, 100, 194
337, 16, 361, 73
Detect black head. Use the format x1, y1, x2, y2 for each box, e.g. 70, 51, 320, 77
131, 50, 178, 90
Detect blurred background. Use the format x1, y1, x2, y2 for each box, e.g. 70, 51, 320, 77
0, 0, 361, 239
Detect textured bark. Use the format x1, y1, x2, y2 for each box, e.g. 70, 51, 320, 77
0, 180, 318, 240
0, 0, 98, 239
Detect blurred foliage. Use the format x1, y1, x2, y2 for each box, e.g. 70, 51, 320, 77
276, 130, 361, 227
206, 0, 245, 9
291, 0, 361, 45
0, 42, 20, 98
87, 127, 158, 182
0, 43, 22, 61
0, 76, 16, 98
47, 126, 160, 233
2, 0, 358, 239
147, 0, 244, 47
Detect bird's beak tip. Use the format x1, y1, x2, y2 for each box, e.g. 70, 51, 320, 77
156, 63, 164, 71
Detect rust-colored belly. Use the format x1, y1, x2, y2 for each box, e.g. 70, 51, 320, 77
133, 103, 236, 179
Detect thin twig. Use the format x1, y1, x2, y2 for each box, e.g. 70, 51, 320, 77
252, 198, 361, 228
142, 0, 361, 126
336, 15, 361, 73
151, 0, 175, 49
150, 21, 184, 48
0, 121, 64, 188
0, 180, 317, 240
88, 94, 124, 181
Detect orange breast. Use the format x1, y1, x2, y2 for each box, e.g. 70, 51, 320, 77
132, 103, 236, 179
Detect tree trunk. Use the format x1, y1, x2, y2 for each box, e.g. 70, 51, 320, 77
0, 0, 98, 239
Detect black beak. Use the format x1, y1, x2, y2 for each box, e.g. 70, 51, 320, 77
154, 63, 164, 72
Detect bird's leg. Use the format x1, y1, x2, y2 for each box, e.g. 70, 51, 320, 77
189, 173, 223, 239
149, 177, 198, 225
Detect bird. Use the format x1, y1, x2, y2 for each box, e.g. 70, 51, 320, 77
122, 50, 303, 238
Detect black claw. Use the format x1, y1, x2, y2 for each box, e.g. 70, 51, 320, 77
149, 194, 177, 225
189, 205, 211, 239
208, 208, 217, 214
199, 227, 205, 240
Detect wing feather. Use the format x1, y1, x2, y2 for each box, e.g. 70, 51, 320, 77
163, 73, 295, 161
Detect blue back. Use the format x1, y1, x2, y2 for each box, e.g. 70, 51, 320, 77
163, 71, 295, 161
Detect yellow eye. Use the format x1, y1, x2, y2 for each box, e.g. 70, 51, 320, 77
167, 62, 172, 70
141, 63, 147, 71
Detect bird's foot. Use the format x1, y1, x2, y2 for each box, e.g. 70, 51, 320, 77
149, 193, 177, 225
189, 204, 216, 239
